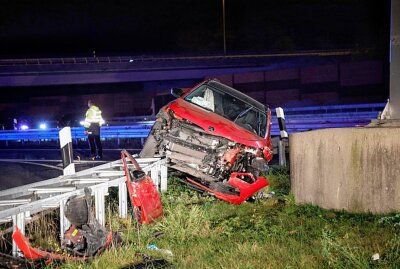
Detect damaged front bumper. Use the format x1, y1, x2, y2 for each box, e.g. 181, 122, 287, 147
187, 172, 269, 204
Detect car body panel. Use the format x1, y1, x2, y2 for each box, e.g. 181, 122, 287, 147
168, 98, 268, 148
12, 227, 112, 263
121, 150, 163, 224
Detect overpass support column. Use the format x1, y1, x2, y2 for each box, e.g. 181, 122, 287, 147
390, 0, 400, 118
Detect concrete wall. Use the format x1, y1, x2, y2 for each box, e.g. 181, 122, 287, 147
290, 127, 400, 213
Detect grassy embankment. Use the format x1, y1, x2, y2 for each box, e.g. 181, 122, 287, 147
25, 167, 400, 268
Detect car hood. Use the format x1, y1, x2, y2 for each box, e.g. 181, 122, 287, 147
167, 98, 268, 148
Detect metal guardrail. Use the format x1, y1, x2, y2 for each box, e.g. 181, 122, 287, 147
0, 157, 167, 257
0, 126, 152, 141
0, 103, 384, 141
0, 56, 131, 66
278, 102, 385, 114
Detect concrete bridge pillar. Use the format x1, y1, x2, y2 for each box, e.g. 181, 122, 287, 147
290, 127, 400, 213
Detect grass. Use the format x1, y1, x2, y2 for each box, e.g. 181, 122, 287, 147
20, 167, 400, 268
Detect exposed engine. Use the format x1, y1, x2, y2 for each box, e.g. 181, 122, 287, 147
142, 111, 268, 185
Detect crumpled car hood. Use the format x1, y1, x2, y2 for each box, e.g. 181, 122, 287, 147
168, 98, 268, 148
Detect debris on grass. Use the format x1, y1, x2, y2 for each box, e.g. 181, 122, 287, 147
372, 253, 380, 261
147, 244, 173, 256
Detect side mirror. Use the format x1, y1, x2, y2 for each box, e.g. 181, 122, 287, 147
171, 88, 183, 98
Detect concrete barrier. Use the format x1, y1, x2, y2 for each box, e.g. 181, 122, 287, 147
290, 127, 400, 213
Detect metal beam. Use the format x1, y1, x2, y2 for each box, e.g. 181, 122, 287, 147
0, 199, 31, 206
118, 181, 128, 218
28, 187, 76, 194
96, 171, 125, 177
12, 212, 26, 257
70, 178, 110, 184
94, 187, 106, 227
59, 199, 70, 240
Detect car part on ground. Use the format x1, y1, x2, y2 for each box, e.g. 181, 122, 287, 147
62, 188, 120, 256
12, 227, 86, 264
141, 79, 272, 204
186, 172, 269, 204
12, 187, 119, 264
121, 150, 163, 224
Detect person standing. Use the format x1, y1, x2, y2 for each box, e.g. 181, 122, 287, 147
83, 100, 104, 160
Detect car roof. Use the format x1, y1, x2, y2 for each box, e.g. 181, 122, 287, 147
207, 80, 267, 112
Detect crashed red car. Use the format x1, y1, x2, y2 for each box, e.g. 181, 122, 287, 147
141, 79, 272, 204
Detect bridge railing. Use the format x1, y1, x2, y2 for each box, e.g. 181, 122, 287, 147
0, 48, 368, 67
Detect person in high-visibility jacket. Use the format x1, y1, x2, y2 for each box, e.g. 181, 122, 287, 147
83, 100, 105, 160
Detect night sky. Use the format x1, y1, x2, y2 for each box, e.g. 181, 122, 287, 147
0, 0, 390, 58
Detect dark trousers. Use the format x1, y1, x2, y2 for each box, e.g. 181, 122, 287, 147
88, 134, 103, 158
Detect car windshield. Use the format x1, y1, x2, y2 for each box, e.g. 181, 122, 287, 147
184, 85, 267, 137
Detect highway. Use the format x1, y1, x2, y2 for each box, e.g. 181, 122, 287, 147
0, 148, 137, 191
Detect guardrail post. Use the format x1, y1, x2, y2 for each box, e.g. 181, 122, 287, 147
118, 181, 128, 218
12, 212, 25, 257
160, 161, 168, 192
59, 127, 75, 175
276, 107, 288, 167
95, 187, 106, 226
278, 140, 286, 167
59, 199, 70, 240
151, 165, 159, 188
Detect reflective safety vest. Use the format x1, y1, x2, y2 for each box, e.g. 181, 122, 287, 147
83, 105, 104, 128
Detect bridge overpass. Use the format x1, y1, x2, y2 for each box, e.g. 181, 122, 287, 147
0, 50, 366, 87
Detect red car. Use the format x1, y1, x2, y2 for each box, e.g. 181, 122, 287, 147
141, 79, 272, 204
